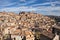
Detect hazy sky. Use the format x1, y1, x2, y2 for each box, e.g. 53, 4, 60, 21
0, 0, 60, 16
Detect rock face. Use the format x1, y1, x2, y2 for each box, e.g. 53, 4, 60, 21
0, 12, 56, 40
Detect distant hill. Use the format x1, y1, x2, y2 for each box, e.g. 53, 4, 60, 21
46, 15, 60, 22
46, 15, 60, 26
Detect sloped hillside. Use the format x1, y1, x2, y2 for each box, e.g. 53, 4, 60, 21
0, 12, 56, 30
18, 12, 56, 30
0, 12, 56, 34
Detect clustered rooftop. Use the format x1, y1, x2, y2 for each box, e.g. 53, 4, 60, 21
0, 12, 56, 40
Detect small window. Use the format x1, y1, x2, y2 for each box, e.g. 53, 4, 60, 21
30, 35, 31, 37
21, 36, 22, 38
14, 37, 16, 40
